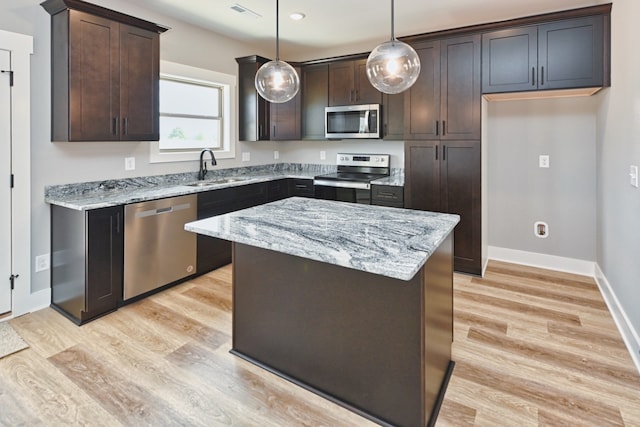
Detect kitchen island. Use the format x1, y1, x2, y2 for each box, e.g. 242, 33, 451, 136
185, 197, 459, 427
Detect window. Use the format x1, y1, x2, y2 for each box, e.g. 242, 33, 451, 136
150, 61, 236, 163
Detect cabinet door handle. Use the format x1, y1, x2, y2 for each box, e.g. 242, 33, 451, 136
442, 120, 446, 136
436, 120, 439, 136
259, 124, 263, 138
532, 67, 536, 86
115, 212, 121, 234
435, 144, 438, 161
112, 117, 119, 136
541, 66, 545, 86
442, 145, 446, 161
273, 125, 276, 137
355, 89, 359, 101
123, 117, 128, 135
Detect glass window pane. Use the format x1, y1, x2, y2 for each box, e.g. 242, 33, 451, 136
159, 116, 222, 150
160, 79, 220, 116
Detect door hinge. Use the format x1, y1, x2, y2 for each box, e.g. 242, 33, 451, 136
1, 70, 14, 86
9, 274, 19, 290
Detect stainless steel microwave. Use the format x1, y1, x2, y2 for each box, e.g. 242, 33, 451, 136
325, 104, 381, 139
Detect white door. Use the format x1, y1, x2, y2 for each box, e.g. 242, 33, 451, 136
0, 49, 11, 315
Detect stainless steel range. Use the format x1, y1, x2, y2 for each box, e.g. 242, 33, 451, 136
313, 153, 390, 204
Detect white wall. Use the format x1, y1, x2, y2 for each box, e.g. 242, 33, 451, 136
595, 0, 640, 357
487, 96, 598, 261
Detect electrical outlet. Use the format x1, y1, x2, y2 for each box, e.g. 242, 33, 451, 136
534, 221, 549, 238
274, 150, 279, 160
320, 151, 326, 160
242, 152, 250, 162
125, 157, 135, 171
539, 155, 550, 168
35, 253, 50, 272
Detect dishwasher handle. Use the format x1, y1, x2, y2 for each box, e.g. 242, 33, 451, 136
135, 202, 192, 218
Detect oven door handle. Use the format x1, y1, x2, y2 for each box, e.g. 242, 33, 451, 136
313, 179, 371, 190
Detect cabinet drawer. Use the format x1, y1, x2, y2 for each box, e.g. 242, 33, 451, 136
290, 179, 314, 197
371, 185, 404, 207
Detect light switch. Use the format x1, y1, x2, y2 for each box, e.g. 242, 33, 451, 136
630, 165, 639, 188
125, 157, 135, 171
242, 152, 250, 162
539, 155, 550, 168
320, 151, 326, 160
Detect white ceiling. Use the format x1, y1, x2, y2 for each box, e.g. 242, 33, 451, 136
131, 0, 602, 59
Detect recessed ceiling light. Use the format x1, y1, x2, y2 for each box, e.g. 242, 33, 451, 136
289, 12, 306, 21
230, 3, 262, 19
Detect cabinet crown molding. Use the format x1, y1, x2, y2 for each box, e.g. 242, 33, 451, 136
40, 0, 170, 33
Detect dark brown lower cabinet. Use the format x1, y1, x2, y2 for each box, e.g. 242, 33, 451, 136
51, 205, 124, 324
196, 183, 269, 275
405, 140, 481, 275
371, 184, 404, 208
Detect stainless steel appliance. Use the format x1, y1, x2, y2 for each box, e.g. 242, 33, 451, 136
325, 104, 381, 139
314, 153, 390, 204
124, 194, 197, 300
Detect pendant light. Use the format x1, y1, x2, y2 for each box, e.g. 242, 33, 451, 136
255, 0, 300, 103
366, 0, 421, 94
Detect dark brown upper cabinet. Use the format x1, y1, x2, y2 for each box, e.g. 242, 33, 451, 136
41, 0, 167, 142
382, 93, 404, 140
404, 34, 481, 141
482, 15, 605, 93
236, 56, 302, 141
236, 55, 270, 141
328, 59, 381, 106
301, 63, 328, 140
270, 67, 302, 141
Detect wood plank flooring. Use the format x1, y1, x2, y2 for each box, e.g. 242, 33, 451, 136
3, 261, 639, 426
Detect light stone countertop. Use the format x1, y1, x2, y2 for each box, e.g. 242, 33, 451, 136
185, 197, 458, 281
44, 164, 404, 211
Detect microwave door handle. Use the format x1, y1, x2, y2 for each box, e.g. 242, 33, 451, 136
363, 110, 370, 133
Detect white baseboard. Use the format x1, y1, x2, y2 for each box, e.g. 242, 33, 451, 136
487, 246, 596, 277
594, 264, 640, 375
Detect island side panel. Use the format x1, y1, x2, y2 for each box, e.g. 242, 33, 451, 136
423, 232, 454, 425
232, 243, 424, 427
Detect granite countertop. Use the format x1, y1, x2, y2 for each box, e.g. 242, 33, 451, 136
185, 197, 458, 281
45, 164, 405, 211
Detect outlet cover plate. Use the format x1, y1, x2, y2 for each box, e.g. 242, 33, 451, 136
35, 253, 50, 272
125, 157, 135, 171
539, 155, 550, 168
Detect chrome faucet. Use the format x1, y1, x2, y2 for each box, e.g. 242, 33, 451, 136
198, 148, 217, 180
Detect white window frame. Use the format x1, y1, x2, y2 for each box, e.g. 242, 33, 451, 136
150, 61, 236, 163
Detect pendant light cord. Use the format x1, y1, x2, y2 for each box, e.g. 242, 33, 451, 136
390, 0, 395, 41
275, 0, 280, 60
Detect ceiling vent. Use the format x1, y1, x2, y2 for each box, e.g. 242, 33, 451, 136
230, 4, 262, 19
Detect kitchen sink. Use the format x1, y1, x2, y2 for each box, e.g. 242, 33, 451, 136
186, 177, 248, 187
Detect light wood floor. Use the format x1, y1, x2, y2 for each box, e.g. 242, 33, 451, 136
3, 261, 639, 426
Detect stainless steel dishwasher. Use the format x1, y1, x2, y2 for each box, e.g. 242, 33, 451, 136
123, 194, 197, 300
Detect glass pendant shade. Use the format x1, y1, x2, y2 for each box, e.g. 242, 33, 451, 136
366, 39, 420, 94
254, 0, 300, 103
366, 0, 421, 94
255, 59, 300, 103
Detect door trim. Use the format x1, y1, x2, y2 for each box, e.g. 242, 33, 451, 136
0, 30, 39, 318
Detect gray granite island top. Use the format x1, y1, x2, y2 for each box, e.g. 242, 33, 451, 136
185, 197, 458, 281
